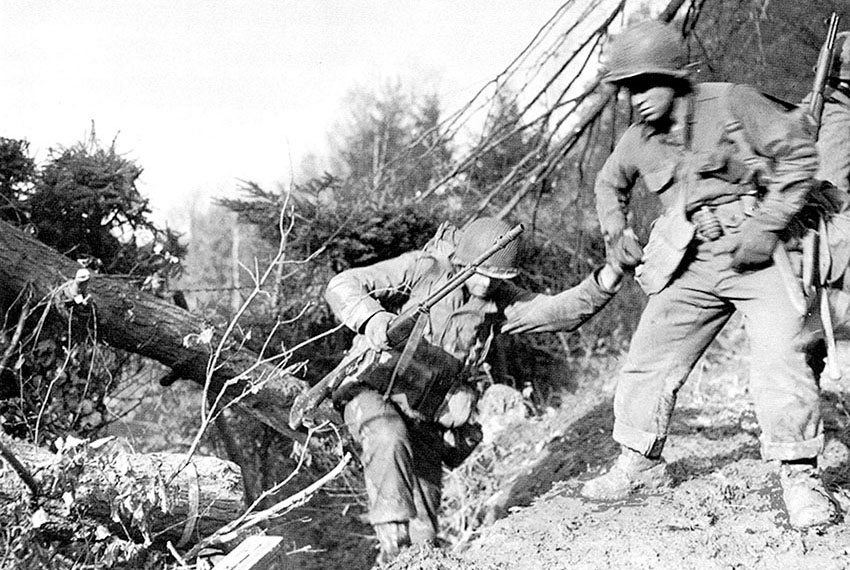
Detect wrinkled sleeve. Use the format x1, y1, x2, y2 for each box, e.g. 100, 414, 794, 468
594, 127, 641, 239
324, 251, 424, 333
730, 84, 819, 232
816, 98, 850, 192
500, 268, 620, 334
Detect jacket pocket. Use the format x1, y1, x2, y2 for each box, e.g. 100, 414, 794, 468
642, 163, 677, 194
636, 209, 696, 296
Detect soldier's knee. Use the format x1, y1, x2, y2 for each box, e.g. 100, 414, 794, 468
361, 414, 410, 460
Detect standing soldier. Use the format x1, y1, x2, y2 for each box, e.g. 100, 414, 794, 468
800, 29, 850, 382
583, 20, 839, 529
324, 217, 627, 565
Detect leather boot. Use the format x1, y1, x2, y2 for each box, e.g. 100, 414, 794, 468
373, 521, 411, 566
779, 460, 839, 529
581, 446, 670, 500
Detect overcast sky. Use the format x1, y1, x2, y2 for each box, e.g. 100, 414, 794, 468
3, 1, 588, 227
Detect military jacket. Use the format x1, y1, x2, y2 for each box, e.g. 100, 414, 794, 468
325, 248, 616, 418
816, 88, 850, 192
595, 82, 818, 241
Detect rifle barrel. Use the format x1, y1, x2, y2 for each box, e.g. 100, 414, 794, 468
419, 223, 524, 313
810, 13, 841, 127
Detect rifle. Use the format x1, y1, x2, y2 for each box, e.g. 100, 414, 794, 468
809, 12, 841, 380
288, 223, 524, 430
810, 13, 840, 126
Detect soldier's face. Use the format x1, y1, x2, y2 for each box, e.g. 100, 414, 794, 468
628, 82, 676, 124
466, 272, 499, 298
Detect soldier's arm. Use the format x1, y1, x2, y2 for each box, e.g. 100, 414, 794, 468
731, 84, 819, 232
594, 127, 642, 240
500, 265, 622, 334
816, 97, 850, 192
324, 251, 427, 333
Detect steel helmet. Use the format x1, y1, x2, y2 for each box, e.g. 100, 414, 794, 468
605, 20, 689, 84
453, 217, 520, 279
831, 31, 850, 81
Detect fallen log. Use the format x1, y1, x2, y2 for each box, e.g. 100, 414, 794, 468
0, 219, 307, 440
0, 432, 243, 546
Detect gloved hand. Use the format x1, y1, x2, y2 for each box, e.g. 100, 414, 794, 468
501, 294, 563, 334
731, 225, 779, 271
363, 311, 394, 350
606, 228, 644, 271
441, 422, 484, 469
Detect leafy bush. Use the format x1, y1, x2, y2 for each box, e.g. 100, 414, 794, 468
0, 132, 185, 443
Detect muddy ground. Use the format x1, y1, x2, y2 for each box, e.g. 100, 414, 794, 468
283, 335, 850, 570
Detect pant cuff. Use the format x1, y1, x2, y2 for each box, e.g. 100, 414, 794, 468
760, 433, 824, 461
369, 507, 414, 527
613, 420, 665, 457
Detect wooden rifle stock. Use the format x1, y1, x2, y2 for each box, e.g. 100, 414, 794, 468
288, 223, 524, 429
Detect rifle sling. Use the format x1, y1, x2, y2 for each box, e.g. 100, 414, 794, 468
383, 311, 429, 400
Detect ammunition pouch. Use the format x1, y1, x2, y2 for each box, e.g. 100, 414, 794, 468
694, 199, 751, 240
332, 341, 465, 423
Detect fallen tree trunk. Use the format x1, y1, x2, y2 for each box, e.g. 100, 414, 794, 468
0, 432, 244, 546
0, 219, 307, 440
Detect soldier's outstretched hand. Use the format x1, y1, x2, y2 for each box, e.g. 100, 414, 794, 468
607, 228, 644, 271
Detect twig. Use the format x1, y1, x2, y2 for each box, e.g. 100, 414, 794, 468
34, 314, 76, 446
0, 290, 31, 373
172, 200, 298, 482
166, 541, 190, 569
0, 439, 39, 498
184, 451, 352, 559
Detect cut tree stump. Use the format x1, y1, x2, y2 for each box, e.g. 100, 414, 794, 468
0, 219, 308, 441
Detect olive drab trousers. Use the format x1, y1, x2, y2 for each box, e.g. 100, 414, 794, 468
343, 390, 443, 544
612, 243, 823, 461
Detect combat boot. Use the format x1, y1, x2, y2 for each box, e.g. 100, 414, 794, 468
779, 460, 839, 529
373, 521, 411, 567
581, 446, 670, 500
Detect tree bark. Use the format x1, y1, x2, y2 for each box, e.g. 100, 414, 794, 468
0, 432, 244, 546
0, 219, 307, 441
659, 0, 689, 23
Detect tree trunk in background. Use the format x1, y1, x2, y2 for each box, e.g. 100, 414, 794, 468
0, 432, 244, 546
659, 0, 688, 22
0, 219, 307, 441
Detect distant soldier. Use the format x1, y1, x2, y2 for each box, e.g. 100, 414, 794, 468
582, 20, 839, 529
324, 217, 627, 565
800, 30, 850, 381
811, 31, 850, 192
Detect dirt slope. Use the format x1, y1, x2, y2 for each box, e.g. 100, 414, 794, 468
382, 343, 850, 570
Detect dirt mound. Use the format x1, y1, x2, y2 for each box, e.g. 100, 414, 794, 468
282, 338, 850, 570
392, 345, 850, 570
465, 441, 849, 570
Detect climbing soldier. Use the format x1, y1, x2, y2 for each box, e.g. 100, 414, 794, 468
324, 217, 628, 565
583, 20, 840, 529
